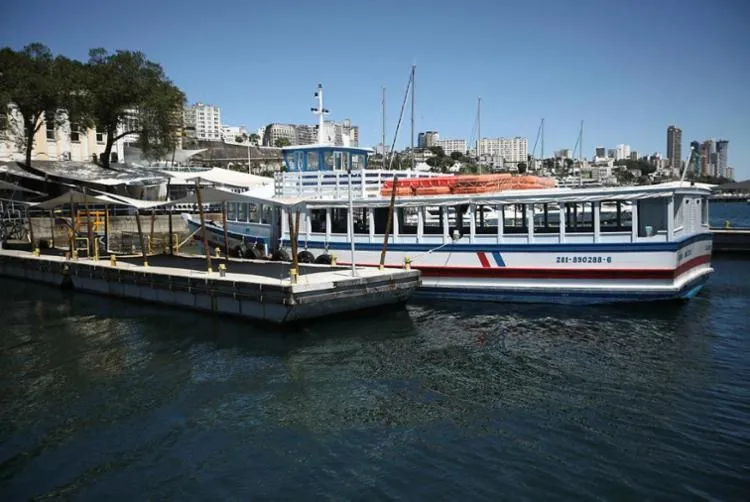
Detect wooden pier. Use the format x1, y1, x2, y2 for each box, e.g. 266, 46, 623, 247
0, 250, 421, 324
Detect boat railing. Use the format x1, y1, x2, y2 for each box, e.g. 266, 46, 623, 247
274, 169, 443, 198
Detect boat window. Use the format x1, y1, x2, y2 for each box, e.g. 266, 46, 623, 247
352, 153, 366, 170
504, 204, 527, 234
637, 198, 667, 237
248, 203, 259, 223
306, 151, 319, 172
673, 195, 684, 229
565, 202, 594, 233
353, 208, 369, 234
397, 207, 418, 235
330, 208, 348, 234
323, 151, 334, 170
227, 202, 237, 221
600, 201, 633, 232
238, 203, 248, 222
424, 206, 445, 234
533, 203, 558, 233
310, 209, 326, 232
449, 204, 470, 238
475, 205, 498, 234
701, 198, 709, 225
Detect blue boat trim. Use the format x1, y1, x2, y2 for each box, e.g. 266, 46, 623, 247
186, 218, 267, 244
283, 233, 712, 254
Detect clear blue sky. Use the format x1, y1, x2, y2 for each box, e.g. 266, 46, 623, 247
2, 0, 749, 178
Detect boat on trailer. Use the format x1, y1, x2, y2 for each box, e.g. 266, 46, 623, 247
185, 87, 714, 304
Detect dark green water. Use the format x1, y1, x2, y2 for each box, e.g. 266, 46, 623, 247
2, 209, 750, 500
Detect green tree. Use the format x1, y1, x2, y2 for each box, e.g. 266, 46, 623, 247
249, 133, 260, 145
79, 48, 185, 169
450, 151, 463, 161
517, 161, 528, 174
0, 43, 80, 167
274, 137, 291, 148
235, 135, 245, 143
428, 146, 445, 157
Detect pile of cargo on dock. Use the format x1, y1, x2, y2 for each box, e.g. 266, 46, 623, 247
380, 173, 558, 197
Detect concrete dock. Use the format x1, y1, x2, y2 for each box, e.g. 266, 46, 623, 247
711, 228, 750, 254
0, 250, 421, 324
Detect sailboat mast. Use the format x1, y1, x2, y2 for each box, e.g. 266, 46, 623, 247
382, 86, 386, 168
410, 64, 415, 170
477, 97, 481, 173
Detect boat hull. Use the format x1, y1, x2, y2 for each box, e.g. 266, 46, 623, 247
280, 233, 714, 305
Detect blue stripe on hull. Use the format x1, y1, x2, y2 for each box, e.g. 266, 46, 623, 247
282, 233, 712, 253
414, 274, 710, 305
186, 218, 267, 244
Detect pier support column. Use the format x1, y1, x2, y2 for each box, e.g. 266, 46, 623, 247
222, 201, 230, 263
134, 210, 149, 267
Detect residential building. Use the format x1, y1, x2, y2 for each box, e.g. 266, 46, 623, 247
261, 120, 359, 147
221, 125, 248, 142
555, 148, 573, 159
262, 123, 297, 147
629, 151, 639, 161
595, 146, 606, 158
0, 107, 125, 164
614, 144, 631, 161
184, 102, 222, 141
699, 139, 715, 176
480, 137, 528, 163
434, 138, 467, 155
418, 130, 439, 148
716, 139, 729, 177
667, 125, 682, 171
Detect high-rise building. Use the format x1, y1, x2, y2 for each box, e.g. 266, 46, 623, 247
434, 138, 467, 154
595, 146, 606, 158
667, 125, 682, 171
184, 103, 222, 141
480, 137, 529, 162
716, 140, 729, 178
614, 144, 631, 161
699, 139, 715, 176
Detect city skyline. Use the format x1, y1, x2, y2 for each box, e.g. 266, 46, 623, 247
1, 0, 747, 178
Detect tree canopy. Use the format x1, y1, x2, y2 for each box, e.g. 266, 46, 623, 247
0, 43, 82, 167
80, 48, 185, 168
274, 137, 291, 148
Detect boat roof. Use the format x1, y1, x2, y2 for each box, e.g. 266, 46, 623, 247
161, 167, 274, 189
281, 144, 374, 154
299, 181, 714, 209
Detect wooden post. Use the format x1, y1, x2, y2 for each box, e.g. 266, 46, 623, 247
27, 205, 35, 251
149, 208, 156, 254
69, 192, 77, 258
222, 201, 230, 261
134, 209, 148, 267
167, 179, 174, 255
379, 175, 398, 268
83, 187, 94, 258
288, 210, 299, 274
104, 205, 109, 254
48, 210, 55, 248
194, 180, 212, 273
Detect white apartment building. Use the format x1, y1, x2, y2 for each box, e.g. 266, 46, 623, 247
614, 144, 631, 161
434, 138, 467, 155
478, 137, 528, 163
263, 120, 359, 147
263, 123, 297, 147
184, 102, 222, 141
0, 107, 125, 164
221, 125, 249, 142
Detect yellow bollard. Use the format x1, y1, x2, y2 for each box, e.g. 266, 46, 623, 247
33, 247, 40, 257
404, 256, 412, 270
215, 246, 221, 258
218, 263, 226, 277
331, 254, 337, 265
724, 220, 732, 229
289, 268, 298, 284
110, 255, 117, 266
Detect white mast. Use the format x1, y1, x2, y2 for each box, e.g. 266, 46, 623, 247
311, 83, 329, 144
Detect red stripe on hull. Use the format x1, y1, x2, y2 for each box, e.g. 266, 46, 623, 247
337, 254, 712, 281
477, 252, 491, 268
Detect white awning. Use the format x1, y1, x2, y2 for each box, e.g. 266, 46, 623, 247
165, 186, 305, 209
29, 190, 164, 210
164, 168, 274, 189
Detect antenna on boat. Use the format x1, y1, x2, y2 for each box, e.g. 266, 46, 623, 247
477, 97, 481, 174
311, 83, 329, 144
410, 64, 416, 170
382, 86, 387, 168
680, 145, 697, 184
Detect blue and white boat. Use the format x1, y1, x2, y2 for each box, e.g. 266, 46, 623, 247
184, 85, 714, 304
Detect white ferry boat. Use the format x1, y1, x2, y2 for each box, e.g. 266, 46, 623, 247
184, 88, 713, 304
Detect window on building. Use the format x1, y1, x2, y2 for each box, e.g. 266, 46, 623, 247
46, 117, 55, 141
70, 123, 80, 143
96, 130, 104, 143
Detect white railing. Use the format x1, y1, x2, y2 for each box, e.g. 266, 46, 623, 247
274, 169, 444, 198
